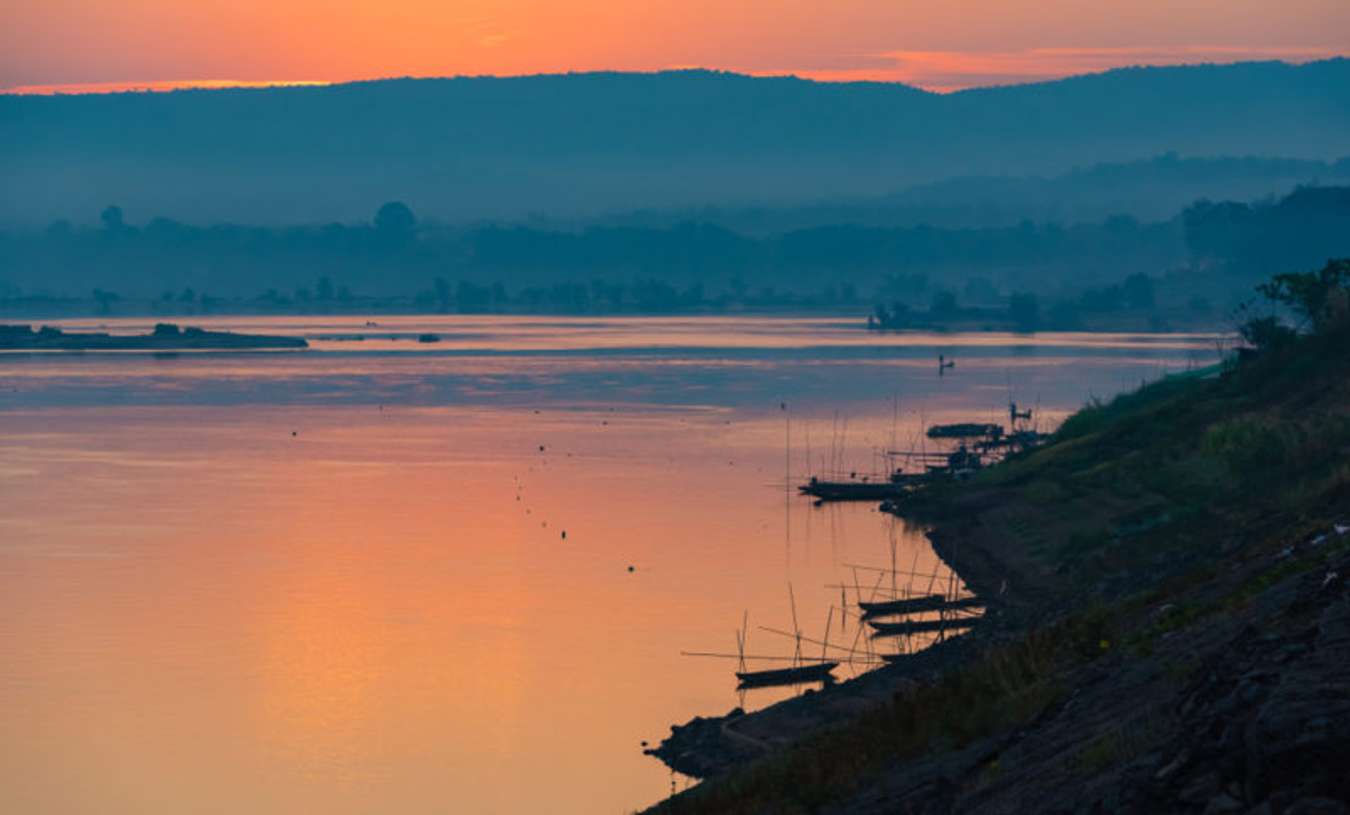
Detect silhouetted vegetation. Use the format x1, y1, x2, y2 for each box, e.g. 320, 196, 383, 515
1234, 258, 1350, 352
1184, 187, 1350, 278
4, 61, 1348, 226
2, 188, 1347, 325
649, 261, 1350, 813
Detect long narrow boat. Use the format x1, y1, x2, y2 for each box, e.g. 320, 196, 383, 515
927, 423, 1003, 439
735, 661, 838, 689
859, 595, 985, 618
799, 478, 908, 502
868, 618, 976, 637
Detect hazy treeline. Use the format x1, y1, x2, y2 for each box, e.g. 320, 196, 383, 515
869, 186, 1350, 331
2, 187, 1347, 324
1183, 186, 1350, 275
4, 202, 1180, 298
595, 154, 1350, 234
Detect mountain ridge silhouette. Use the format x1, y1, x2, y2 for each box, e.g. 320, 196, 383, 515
2, 59, 1347, 224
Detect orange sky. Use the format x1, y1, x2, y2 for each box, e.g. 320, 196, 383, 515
3, 0, 1348, 93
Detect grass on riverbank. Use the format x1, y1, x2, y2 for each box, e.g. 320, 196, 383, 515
647, 285, 1350, 814
649, 611, 1116, 814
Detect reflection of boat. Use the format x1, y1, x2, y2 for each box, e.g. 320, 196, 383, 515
736, 661, 838, 689
868, 618, 976, 637
858, 594, 984, 618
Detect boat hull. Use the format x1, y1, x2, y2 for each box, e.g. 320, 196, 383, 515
859, 595, 984, 619
735, 661, 838, 689
868, 618, 976, 637
799, 481, 907, 502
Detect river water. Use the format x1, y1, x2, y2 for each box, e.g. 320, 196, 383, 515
0, 316, 1219, 813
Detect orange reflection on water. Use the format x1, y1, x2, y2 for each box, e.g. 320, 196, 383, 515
4, 404, 928, 812
0, 323, 1219, 812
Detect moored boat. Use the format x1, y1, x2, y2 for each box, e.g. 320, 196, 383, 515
735, 661, 838, 689
927, 422, 1002, 439
858, 595, 984, 618
868, 618, 976, 637
799, 477, 908, 502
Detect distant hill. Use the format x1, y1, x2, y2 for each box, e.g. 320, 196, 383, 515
589, 154, 1350, 233
2, 60, 1348, 225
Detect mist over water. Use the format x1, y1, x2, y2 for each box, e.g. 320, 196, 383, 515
0, 317, 1220, 812
2, 315, 1219, 409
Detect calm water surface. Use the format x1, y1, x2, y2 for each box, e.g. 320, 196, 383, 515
0, 316, 1220, 813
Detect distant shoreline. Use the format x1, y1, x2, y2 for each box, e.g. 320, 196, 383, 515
0, 322, 307, 351
0, 304, 1227, 335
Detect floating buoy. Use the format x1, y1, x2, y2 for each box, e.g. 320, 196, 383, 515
561, 530, 567, 540
627, 565, 635, 573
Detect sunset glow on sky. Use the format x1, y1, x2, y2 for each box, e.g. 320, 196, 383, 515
3, 0, 1348, 93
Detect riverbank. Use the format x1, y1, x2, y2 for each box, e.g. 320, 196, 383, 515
644, 308, 1350, 812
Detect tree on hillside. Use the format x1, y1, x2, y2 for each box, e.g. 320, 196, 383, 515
1237, 258, 1350, 351
1008, 292, 1040, 332
374, 201, 417, 246
1257, 258, 1350, 333
92, 288, 119, 314
930, 290, 957, 317
100, 205, 124, 232
1122, 273, 1156, 309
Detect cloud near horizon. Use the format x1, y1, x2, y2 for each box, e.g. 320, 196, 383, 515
752, 45, 1346, 91
5, 47, 1344, 96
5, 0, 1349, 93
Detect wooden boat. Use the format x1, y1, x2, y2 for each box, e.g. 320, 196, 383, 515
799, 477, 908, 502
735, 661, 838, 689
927, 423, 1002, 439
859, 594, 945, 617
868, 618, 976, 637
859, 595, 984, 618
799, 481, 906, 501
